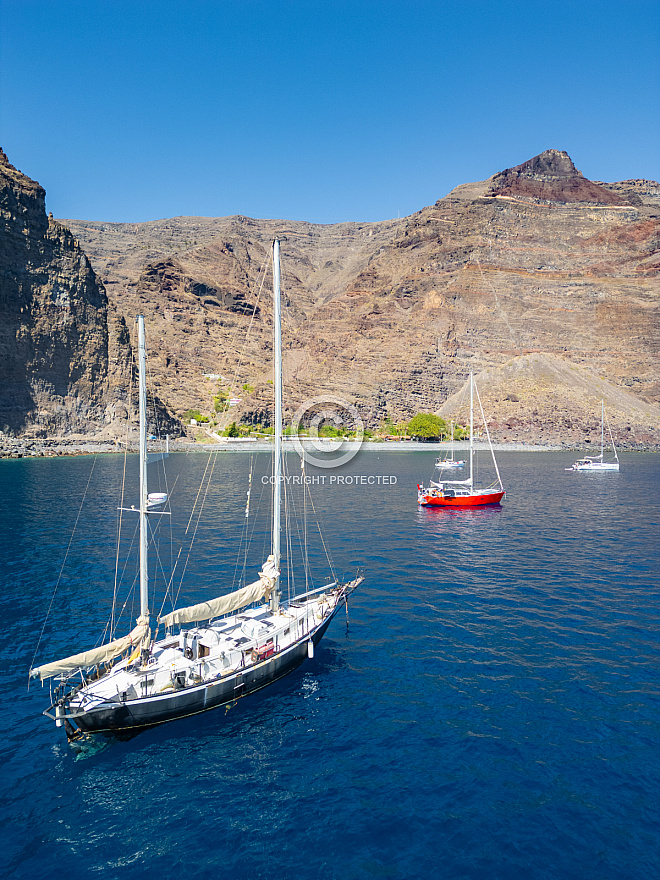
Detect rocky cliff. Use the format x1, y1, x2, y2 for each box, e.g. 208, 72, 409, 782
2, 146, 658, 446
0, 149, 178, 440
60, 149, 660, 447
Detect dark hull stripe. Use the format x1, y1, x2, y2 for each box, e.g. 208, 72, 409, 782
71, 614, 335, 734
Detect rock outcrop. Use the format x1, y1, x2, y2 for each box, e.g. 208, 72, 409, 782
0, 148, 115, 436
0, 149, 180, 439
486, 149, 633, 205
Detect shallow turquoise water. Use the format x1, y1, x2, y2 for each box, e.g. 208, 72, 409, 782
1, 450, 659, 879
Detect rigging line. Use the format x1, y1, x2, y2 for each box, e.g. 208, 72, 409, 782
284, 456, 310, 598
230, 477, 250, 590
283, 464, 314, 592
212, 252, 269, 435
113, 342, 136, 636
156, 451, 232, 613
183, 451, 215, 536
305, 482, 337, 581
301, 455, 309, 591
106, 518, 141, 641
228, 253, 269, 388
157, 541, 186, 618
170, 450, 218, 613
474, 254, 521, 356
147, 513, 173, 613
244, 466, 269, 575
605, 410, 619, 459
146, 349, 171, 491
474, 380, 504, 489
113, 392, 132, 637
144, 337, 177, 591
106, 569, 140, 642
29, 455, 98, 679
281, 464, 293, 600
283, 455, 303, 602
242, 456, 255, 584
230, 454, 255, 590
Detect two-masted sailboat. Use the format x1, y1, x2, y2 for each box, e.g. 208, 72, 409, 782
567, 400, 620, 472
30, 240, 362, 740
417, 373, 505, 508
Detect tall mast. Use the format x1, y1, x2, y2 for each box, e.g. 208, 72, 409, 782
601, 399, 605, 459
137, 315, 149, 623
271, 240, 282, 612
469, 372, 474, 487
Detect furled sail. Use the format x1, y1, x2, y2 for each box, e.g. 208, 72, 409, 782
158, 557, 280, 629
30, 618, 150, 682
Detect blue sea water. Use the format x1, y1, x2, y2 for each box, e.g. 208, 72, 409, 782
1, 449, 659, 879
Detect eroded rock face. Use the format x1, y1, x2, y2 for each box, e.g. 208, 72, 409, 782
0, 149, 181, 439
0, 148, 114, 436
47, 148, 660, 446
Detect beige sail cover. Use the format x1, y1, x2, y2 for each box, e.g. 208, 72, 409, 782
31, 619, 150, 682
158, 579, 266, 628
158, 558, 279, 629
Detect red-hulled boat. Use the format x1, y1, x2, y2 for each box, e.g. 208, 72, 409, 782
417, 483, 505, 508
417, 372, 505, 509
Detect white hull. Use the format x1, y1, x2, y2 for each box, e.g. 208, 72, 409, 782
568, 402, 619, 473
568, 461, 619, 472
435, 459, 465, 469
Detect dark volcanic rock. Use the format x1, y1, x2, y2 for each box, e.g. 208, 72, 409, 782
487, 149, 631, 205
0, 148, 112, 435
0, 148, 181, 439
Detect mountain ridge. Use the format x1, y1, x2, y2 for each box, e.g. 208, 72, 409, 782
2, 147, 658, 446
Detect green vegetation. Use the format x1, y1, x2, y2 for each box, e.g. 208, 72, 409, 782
182, 409, 209, 424
225, 421, 240, 438
242, 383, 255, 393
317, 424, 345, 438
213, 388, 230, 413
407, 413, 447, 440
381, 415, 409, 438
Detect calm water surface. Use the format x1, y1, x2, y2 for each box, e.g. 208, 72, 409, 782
1, 450, 658, 879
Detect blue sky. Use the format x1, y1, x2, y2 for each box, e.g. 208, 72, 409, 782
1, 0, 658, 223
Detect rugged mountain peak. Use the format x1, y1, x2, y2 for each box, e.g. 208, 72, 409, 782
0, 146, 43, 195
486, 148, 630, 205
0, 146, 48, 236
508, 148, 581, 178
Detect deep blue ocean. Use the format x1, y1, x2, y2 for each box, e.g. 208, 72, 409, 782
1, 449, 659, 879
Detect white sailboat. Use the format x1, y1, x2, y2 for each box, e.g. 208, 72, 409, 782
30, 239, 362, 740
567, 400, 620, 472
434, 420, 465, 469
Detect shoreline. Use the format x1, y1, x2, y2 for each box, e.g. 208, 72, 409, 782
1, 437, 658, 460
